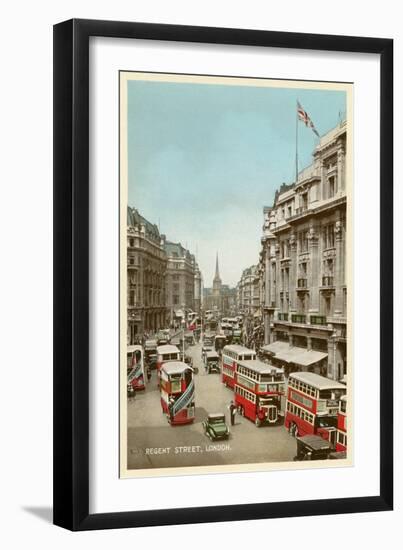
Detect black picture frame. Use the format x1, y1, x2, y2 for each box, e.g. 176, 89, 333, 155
53, 18, 393, 531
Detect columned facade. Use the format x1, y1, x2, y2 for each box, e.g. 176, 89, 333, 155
260, 121, 347, 381
127, 207, 167, 343
165, 241, 196, 326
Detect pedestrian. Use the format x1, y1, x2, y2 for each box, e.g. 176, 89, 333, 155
168, 396, 175, 423
228, 400, 236, 426
146, 365, 151, 382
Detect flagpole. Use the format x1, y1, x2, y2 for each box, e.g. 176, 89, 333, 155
295, 100, 299, 183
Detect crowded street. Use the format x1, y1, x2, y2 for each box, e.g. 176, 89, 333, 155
127, 338, 296, 470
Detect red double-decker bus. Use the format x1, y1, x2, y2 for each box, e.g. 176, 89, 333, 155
234, 360, 285, 426
127, 345, 145, 391
285, 372, 346, 447
156, 344, 181, 373
221, 344, 256, 389
335, 395, 347, 452
160, 362, 195, 425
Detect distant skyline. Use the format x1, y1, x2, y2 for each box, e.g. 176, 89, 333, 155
127, 76, 346, 287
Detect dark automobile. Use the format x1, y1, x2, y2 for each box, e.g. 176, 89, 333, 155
156, 329, 171, 346
144, 339, 158, 369
147, 353, 157, 370
203, 332, 215, 347
214, 334, 227, 355
204, 351, 220, 373
294, 434, 332, 461
201, 344, 213, 361
202, 413, 230, 440
144, 339, 157, 355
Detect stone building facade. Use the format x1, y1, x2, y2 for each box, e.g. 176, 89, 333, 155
127, 207, 167, 343
260, 121, 347, 381
165, 241, 196, 324
237, 265, 260, 316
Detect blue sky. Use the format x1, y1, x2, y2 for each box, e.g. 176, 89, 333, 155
127, 78, 346, 287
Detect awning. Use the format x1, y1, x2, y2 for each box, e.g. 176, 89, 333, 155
261, 341, 290, 356
290, 348, 327, 367
261, 342, 327, 367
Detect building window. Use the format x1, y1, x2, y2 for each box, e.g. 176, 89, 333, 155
299, 231, 308, 252
281, 240, 289, 258
328, 176, 336, 198
129, 290, 135, 306
301, 192, 308, 211
323, 223, 335, 248
299, 262, 307, 278
322, 259, 334, 286
173, 295, 179, 305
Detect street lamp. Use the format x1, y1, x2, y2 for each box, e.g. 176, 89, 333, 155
181, 304, 186, 362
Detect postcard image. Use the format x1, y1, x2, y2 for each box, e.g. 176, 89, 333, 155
120, 71, 352, 478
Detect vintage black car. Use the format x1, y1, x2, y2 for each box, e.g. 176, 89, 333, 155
202, 413, 230, 440
294, 434, 332, 461
204, 351, 220, 373
214, 334, 227, 355
201, 344, 213, 361
203, 332, 215, 347
144, 339, 158, 369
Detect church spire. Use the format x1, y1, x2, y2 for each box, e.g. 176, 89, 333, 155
215, 252, 220, 280
213, 252, 221, 288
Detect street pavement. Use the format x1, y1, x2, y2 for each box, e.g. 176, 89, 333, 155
127, 341, 296, 470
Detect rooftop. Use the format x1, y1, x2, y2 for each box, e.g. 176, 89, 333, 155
160, 361, 192, 375
317, 119, 347, 150
157, 344, 180, 354
127, 206, 161, 241
165, 240, 194, 261
237, 359, 284, 375
223, 344, 256, 355
290, 371, 346, 390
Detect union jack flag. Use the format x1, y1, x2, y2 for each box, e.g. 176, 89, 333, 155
297, 101, 320, 137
